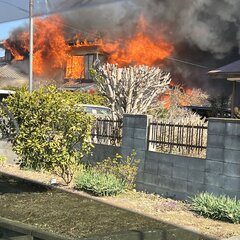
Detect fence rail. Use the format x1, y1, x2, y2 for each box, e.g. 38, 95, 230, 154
91, 118, 123, 146
148, 121, 208, 157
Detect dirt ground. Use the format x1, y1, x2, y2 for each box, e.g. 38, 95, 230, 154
0, 164, 240, 240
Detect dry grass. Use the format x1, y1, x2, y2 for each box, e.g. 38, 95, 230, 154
0, 164, 240, 239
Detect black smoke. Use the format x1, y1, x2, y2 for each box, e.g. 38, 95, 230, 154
60, 0, 240, 94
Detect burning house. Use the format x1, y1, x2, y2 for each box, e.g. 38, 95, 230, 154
2, 14, 174, 92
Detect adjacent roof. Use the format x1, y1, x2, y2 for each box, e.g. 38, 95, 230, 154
208, 60, 240, 79
0, 64, 26, 80
0, 63, 28, 87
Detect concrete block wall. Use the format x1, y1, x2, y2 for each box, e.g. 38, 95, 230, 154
83, 143, 121, 165
136, 152, 205, 200
121, 114, 151, 172
206, 118, 240, 199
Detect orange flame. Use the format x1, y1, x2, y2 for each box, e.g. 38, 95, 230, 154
101, 16, 174, 66
5, 15, 174, 82
4, 15, 68, 77
65, 56, 84, 79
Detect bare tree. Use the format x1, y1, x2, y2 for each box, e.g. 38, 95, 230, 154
92, 62, 171, 116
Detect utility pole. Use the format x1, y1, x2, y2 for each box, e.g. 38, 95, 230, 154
29, 0, 33, 92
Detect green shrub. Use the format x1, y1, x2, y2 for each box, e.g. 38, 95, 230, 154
94, 152, 140, 190
75, 168, 124, 196
0, 86, 94, 185
191, 192, 240, 224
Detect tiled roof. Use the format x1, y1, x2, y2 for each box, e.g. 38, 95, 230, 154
208, 60, 240, 79
0, 64, 27, 80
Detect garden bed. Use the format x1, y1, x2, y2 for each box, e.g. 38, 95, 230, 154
0, 165, 240, 239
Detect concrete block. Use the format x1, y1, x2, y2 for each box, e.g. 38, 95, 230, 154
223, 163, 240, 177
187, 182, 206, 196
158, 175, 174, 189
144, 158, 159, 175
224, 149, 240, 164
143, 172, 158, 185
208, 121, 226, 135
123, 115, 135, 128
223, 176, 240, 191
158, 161, 172, 177
205, 173, 224, 188
205, 185, 223, 196
157, 153, 173, 165
221, 189, 240, 200
122, 136, 134, 147
205, 160, 224, 174
224, 135, 240, 150
133, 138, 147, 150
188, 170, 205, 184
206, 147, 224, 162
207, 134, 225, 148
188, 158, 205, 171
172, 155, 190, 167
136, 182, 157, 194
122, 127, 134, 138
134, 128, 147, 140
169, 179, 188, 193
172, 167, 188, 180
226, 122, 240, 136
134, 116, 148, 129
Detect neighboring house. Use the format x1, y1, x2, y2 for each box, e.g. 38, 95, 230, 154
63, 38, 106, 92
208, 59, 240, 117
0, 63, 28, 88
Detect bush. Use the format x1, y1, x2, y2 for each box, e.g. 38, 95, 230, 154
0, 86, 94, 185
75, 168, 124, 196
191, 192, 240, 224
94, 152, 140, 190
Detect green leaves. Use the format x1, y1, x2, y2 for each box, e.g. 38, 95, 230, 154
191, 192, 240, 224
0, 86, 96, 185
94, 151, 140, 190
75, 168, 125, 196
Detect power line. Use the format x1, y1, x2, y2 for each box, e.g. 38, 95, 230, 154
166, 57, 210, 69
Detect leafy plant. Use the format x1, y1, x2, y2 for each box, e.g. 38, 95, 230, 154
94, 152, 140, 190
0, 86, 94, 185
75, 168, 124, 196
0, 155, 7, 166
191, 192, 240, 224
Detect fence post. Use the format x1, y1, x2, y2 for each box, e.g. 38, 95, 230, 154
121, 114, 152, 172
